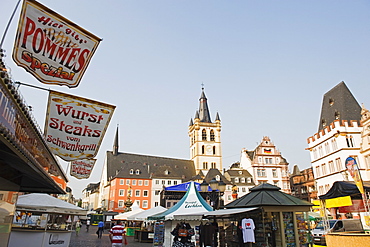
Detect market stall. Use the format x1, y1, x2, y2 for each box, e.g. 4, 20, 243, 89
224, 183, 313, 247
8, 193, 86, 247
149, 181, 213, 247
113, 202, 144, 236
317, 181, 370, 247
127, 206, 166, 243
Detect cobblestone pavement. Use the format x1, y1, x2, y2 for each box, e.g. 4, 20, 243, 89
69, 225, 153, 247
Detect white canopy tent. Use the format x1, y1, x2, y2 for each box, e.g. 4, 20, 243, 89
127, 206, 167, 221
114, 202, 144, 220
16, 193, 87, 215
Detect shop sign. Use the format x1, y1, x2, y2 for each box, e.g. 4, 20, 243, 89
13, 0, 101, 88
44, 90, 115, 161
70, 159, 96, 179
0, 79, 61, 176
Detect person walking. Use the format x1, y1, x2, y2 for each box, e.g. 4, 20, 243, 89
75, 220, 82, 236
86, 219, 90, 232
97, 220, 104, 238
109, 220, 127, 247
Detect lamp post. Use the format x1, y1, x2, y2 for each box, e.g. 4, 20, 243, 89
200, 178, 226, 210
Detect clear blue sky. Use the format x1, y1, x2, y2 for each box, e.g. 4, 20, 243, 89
1, 0, 370, 198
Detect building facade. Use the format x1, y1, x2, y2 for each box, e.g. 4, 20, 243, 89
240, 136, 291, 193
307, 82, 368, 197
188, 88, 222, 175
290, 165, 317, 202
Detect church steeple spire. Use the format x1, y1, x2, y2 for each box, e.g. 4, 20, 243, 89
113, 125, 119, 156
198, 87, 212, 123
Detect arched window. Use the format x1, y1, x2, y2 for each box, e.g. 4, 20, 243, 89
210, 130, 215, 141
130, 169, 134, 175
136, 169, 140, 175
202, 129, 207, 141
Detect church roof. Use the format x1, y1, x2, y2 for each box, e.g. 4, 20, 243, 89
198, 88, 212, 123
225, 183, 312, 208
106, 151, 196, 181
318, 81, 361, 131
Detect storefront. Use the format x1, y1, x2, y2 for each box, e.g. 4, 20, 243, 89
0, 69, 67, 246
223, 183, 312, 247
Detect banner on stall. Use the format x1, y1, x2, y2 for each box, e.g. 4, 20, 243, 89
70, 159, 96, 179
45, 90, 115, 161
13, 0, 101, 88
325, 196, 352, 208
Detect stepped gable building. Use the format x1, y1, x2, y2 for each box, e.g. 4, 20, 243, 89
290, 165, 317, 202
240, 136, 291, 194
307, 82, 366, 197
189, 87, 222, 176
318, 81, 361, 131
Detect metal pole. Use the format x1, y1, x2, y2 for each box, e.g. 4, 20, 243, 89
0, 0, 22, 48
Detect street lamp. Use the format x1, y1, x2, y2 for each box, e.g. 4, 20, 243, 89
200, 178, 226, 210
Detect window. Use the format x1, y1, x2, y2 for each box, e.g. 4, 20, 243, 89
162, 180, 165, 185
247, 178, 251, 183
318, 146, 323, 157
272, 169, 277, 178
118, 200, 124, 208
242, 187, 246, 192
324, 142, 330, 154
227, 195, 232, 201
315, 166, 320, 177
143, 200, 148, 208
215, 175, 220, 181
135, 190, 140, 197
144, 180, 149, 186
202, 145, 205, 154
167, 180, 172, 185
203, 162, 208, 169
119, 189, 124, 196
126, 180, 130, 185
213, 146, 216, 155
166, 202, 171, 208
328, 161, 334, 173
331, 139, 338, 151
155, 190, 160, 195
257, 169, 266, 177
346, 135, 354, 147
241, 177, 245, 183
210, 130, 215, 141
155, 180, 159, 185
136, 201, 140, 207
120, 179, 124, 185
130, 169, 134, 175
154, 202, 159, 207
202, 129, 207, 141
265, 158, 273, 164
335, 158, 342, 171
132, 180, 137, 185
321, 164, 327, 175
234, 177, 239, 183
174, 181, 178, 185
313, 148, 317, 159
211, 162, 216, 169
136, 169, 140, 175
143, 190, 149, 197
138, 180, 143, 186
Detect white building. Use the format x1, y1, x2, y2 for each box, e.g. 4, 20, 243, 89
240, 136, 291, 193
307, 82, 369, 197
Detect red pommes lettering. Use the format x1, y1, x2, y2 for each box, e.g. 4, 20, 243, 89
49, 118, 101, 137
21, 17, 90, 73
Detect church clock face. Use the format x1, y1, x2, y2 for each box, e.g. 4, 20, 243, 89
206, 145, 213, 154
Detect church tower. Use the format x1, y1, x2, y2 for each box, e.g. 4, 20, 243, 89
188, 87, 222, 175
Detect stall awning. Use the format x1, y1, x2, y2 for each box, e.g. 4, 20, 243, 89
203, 207, 259, 218
319, 181, 370, 200
16, 193, 87, 215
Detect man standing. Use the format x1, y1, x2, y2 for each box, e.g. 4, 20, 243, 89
86, 219, 90, 232
97, 220, 104, 238
109, 220, 127, 247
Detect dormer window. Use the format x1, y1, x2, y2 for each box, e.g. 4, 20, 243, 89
215, 175, 220, 181
129, 169, 134, 175
136, 169, 140, 175
235, 177, 239, 183
164, 170, 169, 175
241, 177, 245, 183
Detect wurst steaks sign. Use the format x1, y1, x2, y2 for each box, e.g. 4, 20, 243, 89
45, 91, 115, 161
13, 0, 101, 88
